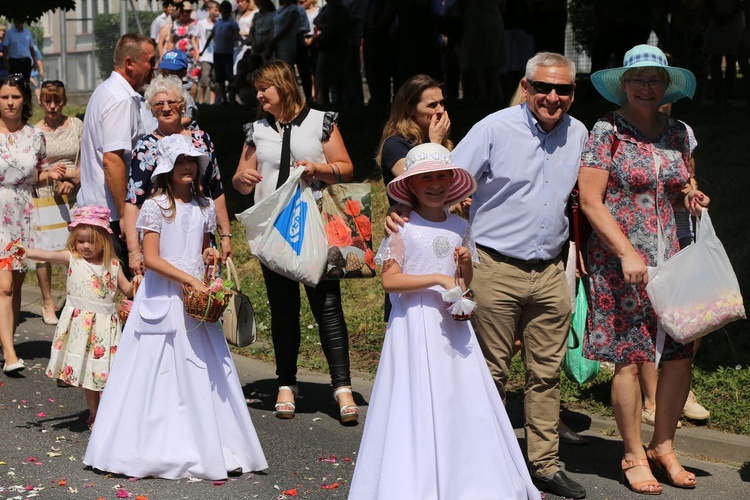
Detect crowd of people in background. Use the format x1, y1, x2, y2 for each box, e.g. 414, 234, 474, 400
4, 1, 748, 108
0, 0, 741, 497
132, 0, 749, 108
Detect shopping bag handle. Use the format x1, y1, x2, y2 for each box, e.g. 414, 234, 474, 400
694, 207, 710, 243
568, 329, 580, 349
224, 257, 240, 291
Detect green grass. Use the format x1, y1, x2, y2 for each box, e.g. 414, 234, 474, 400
32, 93, 750, 435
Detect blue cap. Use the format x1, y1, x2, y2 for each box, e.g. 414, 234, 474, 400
159, 50, 189, 71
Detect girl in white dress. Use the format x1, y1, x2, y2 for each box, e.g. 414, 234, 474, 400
84, 135, 267, 480
16, 205, 138, 429
349, 143, 541, 500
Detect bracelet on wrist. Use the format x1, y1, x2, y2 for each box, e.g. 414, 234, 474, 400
219, 233, 232, 238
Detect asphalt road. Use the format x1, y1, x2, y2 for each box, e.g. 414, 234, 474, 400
1, 290, 748, 500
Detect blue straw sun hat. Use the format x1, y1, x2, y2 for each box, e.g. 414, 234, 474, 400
590, 44, 697, 106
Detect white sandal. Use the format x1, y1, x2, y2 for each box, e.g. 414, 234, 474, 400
333, 386, 359, 425
274, 385, 298, 419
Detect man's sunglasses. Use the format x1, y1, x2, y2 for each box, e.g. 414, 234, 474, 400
527, 80, 574, 96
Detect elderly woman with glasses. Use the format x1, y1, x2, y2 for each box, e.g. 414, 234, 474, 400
122, 74, 232, 277
32, 80, 84, 326
578, 45, 710, 494
0, 75, 65, 374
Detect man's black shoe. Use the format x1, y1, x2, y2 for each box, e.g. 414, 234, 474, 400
532, 470, 586, 499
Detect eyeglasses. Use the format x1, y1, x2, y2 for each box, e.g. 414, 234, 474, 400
527, 79, 574, 96
151, 99, 183, 110
41, 80, 65, 89
625, 79, 666, 89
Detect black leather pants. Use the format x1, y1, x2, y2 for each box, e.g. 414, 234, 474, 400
260, 264, 351, 388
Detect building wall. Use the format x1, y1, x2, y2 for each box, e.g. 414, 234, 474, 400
41, 0, 162, 91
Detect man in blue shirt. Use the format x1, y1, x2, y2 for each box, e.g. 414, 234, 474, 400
452, 52, 588, 500
2, 18, 38, 81
202, 0, 239, 104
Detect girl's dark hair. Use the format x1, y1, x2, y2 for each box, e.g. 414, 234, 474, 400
0, 74, 33, 123
151, 155, 209, 222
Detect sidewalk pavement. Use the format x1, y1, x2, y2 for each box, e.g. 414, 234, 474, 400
20, 285, 750, 466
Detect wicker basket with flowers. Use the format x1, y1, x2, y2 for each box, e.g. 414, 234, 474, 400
182, 263, 234, 323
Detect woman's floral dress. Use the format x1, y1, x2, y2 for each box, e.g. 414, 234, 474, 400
127, 130, 224, 206
46, 257, 121, 391
171, 19, 201, 82
0, 126, 46, 270
580, 112, 693, 363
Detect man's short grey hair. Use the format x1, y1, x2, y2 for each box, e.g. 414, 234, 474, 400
525, 52, 576, 82
144, 75, 190, 110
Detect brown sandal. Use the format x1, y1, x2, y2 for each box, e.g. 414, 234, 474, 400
646, 447, 696, 489
621, 458, 663, 495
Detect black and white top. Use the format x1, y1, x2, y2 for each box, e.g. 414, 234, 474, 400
243, 108, 337, 204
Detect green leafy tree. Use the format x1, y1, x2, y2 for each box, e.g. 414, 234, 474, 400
93, 11, 154, 80
0, 0, 75, 23
0, 17, 44, 48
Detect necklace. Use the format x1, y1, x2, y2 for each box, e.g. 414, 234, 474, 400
44, 116, 65, 131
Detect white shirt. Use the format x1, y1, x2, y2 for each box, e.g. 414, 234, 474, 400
139, 97, 158, 136
245, 108, 331, 204
77, 72, 144, 221
197, 18, 215, 63
150, 12, 169, 40
305, 8, 319, 36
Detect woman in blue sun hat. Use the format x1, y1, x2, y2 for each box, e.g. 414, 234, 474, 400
577, 44, 710, 495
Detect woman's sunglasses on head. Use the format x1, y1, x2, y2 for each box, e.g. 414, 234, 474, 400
41, 80, 66, 89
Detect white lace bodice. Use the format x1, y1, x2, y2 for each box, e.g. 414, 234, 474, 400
137, 195, 216, 279
375, 212, 478, 292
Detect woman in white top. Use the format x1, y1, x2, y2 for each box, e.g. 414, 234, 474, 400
232, 60, 359, 425
234, 0, 257, 71
33, 80, 83, 326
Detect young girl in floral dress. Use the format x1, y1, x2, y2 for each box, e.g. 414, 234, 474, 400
17, 205, 138, 429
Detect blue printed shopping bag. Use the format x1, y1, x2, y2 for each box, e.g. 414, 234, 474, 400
237, 168, 328, 286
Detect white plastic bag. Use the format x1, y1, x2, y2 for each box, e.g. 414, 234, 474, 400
236, 167, 328, 287
646, 209, 746, 344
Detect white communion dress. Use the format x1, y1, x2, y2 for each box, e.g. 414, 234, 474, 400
348, 212, 541, 500
84, 195, 267, 479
